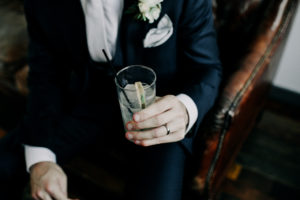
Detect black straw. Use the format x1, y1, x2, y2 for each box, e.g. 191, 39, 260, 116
102, 49, 133, 114
102, 49, 117, 76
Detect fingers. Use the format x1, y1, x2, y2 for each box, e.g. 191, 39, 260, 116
127, 95, 187, 131
30, 162, 71, 200
48, 189, 69, 200
134, 130, 185, 147
126, 126, 167, 140
32, 187, 51, 200
128, 108, 177, 130
34, 190, 52, 200
125, 95, 189, 146
126, 117, 186, 141
132, 95, 175, 122
32, 184, 75, 200
33, 184, 68, 200
32, 190, 51, 200
45, 183, 69, 200
43, 193, 53, 200
32, 179, 68, 200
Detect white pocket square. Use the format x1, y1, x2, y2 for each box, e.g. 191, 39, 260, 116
143, 14, 174, 48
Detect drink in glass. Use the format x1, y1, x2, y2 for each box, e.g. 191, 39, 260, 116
115, 65, 156, 129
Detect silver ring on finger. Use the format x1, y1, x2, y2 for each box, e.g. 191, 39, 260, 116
164, 124, 171, 135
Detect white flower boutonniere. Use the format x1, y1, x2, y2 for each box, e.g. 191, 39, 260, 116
126, 0, 164, 24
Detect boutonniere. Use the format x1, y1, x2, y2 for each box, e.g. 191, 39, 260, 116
126, 0, 164, 24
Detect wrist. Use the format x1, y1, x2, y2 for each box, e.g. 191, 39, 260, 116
176, 94, 198, 133
178, 100, 189, 131
30, 161, 55, 174
25, 145, 57, 173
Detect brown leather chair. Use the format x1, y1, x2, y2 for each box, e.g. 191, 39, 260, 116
192, 0, 299, 198
0, 0, 298, 199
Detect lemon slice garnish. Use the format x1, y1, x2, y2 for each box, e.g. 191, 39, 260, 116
135, 81, 146, 109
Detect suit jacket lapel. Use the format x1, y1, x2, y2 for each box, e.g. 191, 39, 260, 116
120, 0, 169, 66
120, 0, 154, 66
62, 0, 129, 68
61, 0, 89, 66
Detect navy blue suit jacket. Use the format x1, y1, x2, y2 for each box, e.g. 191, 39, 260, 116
22, 0, 222, 161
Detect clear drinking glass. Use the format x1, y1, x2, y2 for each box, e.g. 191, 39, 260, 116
115, 65, 156, 129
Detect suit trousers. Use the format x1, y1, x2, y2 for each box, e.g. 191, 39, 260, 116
124, 142, 188, 200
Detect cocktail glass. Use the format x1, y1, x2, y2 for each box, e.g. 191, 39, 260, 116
115, 65, 156, 129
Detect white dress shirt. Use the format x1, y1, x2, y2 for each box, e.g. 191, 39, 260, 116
25, 0, 198, 172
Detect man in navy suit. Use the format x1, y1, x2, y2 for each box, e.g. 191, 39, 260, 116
0, 0, 222, 199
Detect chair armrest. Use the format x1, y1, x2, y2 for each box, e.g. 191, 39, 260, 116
212, 0, 297, 134
192, 0, 298, 196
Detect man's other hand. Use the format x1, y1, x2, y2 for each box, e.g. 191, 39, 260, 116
30, 161, 77, 200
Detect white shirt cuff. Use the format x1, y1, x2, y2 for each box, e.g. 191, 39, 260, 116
176, 93, 198, 133
25, 145, 57, 172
